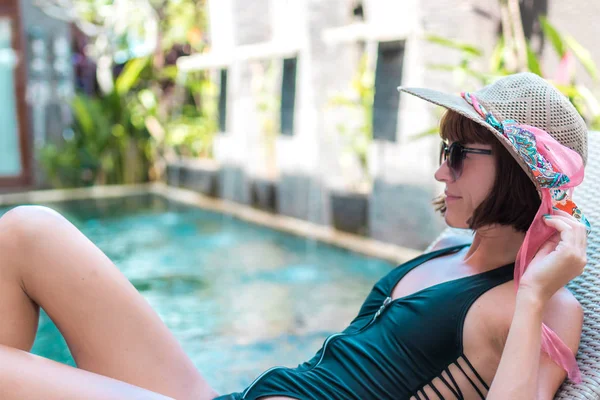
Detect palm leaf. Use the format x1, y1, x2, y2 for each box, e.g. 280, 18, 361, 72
81, 95, 112, 148
489, 37, 506, 73
71, 94, 95, 138
425, 34, 483, 57
575, 84, 600, 115
539, 16, 566, 57
115, 57, 150, 95
525, 42, 543, 76
409, 126, 440, 141
564, 36, 599, 81
553, 83, 581, 98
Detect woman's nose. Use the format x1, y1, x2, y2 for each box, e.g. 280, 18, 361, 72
434, 159, 454, 183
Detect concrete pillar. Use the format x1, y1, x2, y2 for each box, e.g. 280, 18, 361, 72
213, 0, 274, 203
275, 0, 360, 224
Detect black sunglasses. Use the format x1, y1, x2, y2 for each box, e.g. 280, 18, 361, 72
440, 142, 492, 179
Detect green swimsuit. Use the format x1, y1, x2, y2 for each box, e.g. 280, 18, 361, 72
215, 244, 514, 400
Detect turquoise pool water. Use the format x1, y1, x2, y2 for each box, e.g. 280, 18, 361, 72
0, 194, 395, 394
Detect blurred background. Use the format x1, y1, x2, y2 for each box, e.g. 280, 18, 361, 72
0, 0, 599, 249
0, 0, 599, 393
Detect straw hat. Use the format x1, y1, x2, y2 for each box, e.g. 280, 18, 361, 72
399, 72, 588, 190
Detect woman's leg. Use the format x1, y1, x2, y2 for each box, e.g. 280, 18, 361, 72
0, 345, 173, 399
0, 205, 218, 399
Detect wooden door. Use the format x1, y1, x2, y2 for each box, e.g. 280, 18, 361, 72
0, 0, 31, 188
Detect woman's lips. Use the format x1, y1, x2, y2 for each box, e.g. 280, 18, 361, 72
445, 191, 461, 201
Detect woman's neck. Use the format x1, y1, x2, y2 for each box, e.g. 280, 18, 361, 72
464, 225, 525, 272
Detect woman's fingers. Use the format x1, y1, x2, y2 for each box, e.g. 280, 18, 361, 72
543, 215, 574, 242
552, 208, 589, 234
543, 216, 587, 272
546, 213, 588, 250
551, 209, 584, 227
551, 208, 572, 217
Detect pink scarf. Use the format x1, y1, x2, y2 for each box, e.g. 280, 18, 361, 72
462, 92, 591, 383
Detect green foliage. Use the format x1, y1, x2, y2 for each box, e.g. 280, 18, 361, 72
72, 0, 208, 57
164, 115, 216, 158
116, 57, 151, 95
45, 67, 218, 189
157, 0, 208, 52
40, 58, 153, 187
525, 42, 543, 76
244, 59, 281, 178
165, 76, 219, 158
44, 0, 215, 188
424, 34, 484, 57
169, 71, 219, 158
329, 54, 375, 189
564, 36, 599, 81
422, 16, 600, 134
539, 17, 598, 80
539, 16, 567, 57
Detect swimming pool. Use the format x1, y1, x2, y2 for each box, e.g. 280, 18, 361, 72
0, 194, 396, 394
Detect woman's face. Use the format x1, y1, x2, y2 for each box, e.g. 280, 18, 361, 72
434, 142, 496, 229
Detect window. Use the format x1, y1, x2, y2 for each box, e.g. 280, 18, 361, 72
280, 57, 297, 136
373, 40, 405, 142
218, 68, 228, 132
352, 1, 365, 21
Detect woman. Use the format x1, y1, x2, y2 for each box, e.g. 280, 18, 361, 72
0, 73, 590, 400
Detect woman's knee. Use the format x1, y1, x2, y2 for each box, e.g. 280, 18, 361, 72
0, 206, 70, 250
0, 206, 82, 301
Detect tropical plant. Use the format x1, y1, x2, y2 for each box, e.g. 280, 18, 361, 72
329, 53, 375, 191
40, 0, 217, 188
40, 57, 154, 187
164, 74, 219, 159
425, 14, 600, 130
537, 17, 600, 129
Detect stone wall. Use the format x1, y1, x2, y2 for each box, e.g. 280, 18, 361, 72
231, 0, 272, 46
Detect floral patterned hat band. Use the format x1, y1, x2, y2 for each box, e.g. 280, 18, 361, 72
461, 91, 591, 233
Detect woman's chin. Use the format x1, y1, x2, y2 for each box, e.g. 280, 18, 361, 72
444, 214, 469, 229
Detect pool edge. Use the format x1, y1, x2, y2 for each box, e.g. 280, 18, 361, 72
0, 183, 423, 264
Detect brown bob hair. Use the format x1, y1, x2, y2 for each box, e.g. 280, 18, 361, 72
434, 110, 540, 232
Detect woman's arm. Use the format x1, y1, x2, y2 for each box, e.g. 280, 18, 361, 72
536, 290, 583, 399
487, 212, 587, 400
487, 288, 545, 399
487, 288, 582, 400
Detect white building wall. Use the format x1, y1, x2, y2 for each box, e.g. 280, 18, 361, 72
186, 0, 594, 248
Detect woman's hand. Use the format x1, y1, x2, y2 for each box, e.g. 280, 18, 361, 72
519, 209, 588, 303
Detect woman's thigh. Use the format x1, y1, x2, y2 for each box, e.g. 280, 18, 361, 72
0, 206, 217, 400
0, 344, 175, 400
